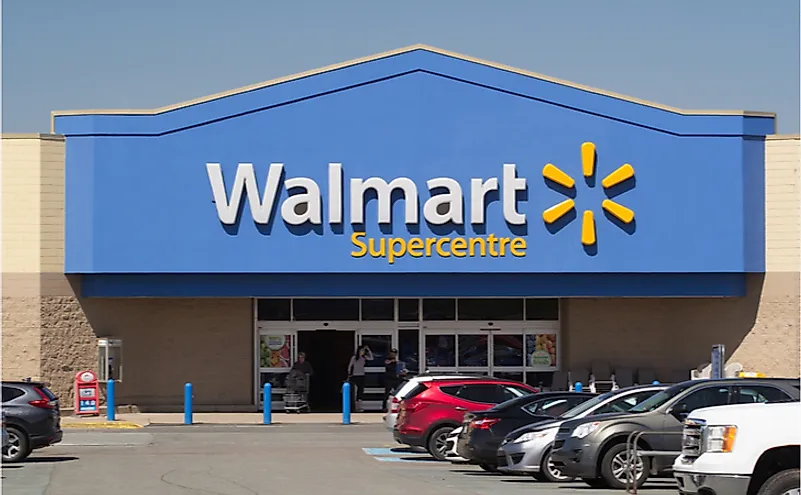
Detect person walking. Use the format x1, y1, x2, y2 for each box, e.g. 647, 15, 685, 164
291, 352, 314, 376
383, 348, 401, 412
347, 345, 373, 412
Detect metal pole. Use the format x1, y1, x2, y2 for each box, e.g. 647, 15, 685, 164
107, 379, 115, 421
263, 383, 272, 425
574, 381, 583, 392
342, 382, 351, 425
184, 383, 193, 425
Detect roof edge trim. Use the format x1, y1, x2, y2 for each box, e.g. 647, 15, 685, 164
50, 43, 777, 133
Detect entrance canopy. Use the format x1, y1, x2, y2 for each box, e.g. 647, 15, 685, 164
53, 45, 775, 297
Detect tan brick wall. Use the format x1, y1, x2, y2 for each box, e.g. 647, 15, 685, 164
765, 136, 800, 272
563, 273, 800, 380
0, 135, 54, 380
37, 286, 254, 410
39, 138, 66, 273
2, 136, 44, 274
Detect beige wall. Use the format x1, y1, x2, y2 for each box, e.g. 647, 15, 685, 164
765, 135, 800, 272
1, 133, 798, 411
39, 290, 254, 410
1, 134, 66, 381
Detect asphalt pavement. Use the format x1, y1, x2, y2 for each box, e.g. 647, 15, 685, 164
2, 424, 678, 495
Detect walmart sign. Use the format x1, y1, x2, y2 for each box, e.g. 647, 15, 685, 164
206, 142, 636, 263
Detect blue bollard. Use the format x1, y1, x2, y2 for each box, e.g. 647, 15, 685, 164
342, 382, 351, 425
652, 380, 660, 385
184, 383, 193, 425
106, 379, 116, 421
263, 383, 272, 425
574, 381, 583, 392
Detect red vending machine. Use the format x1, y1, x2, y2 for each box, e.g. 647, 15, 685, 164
74, 370, 100, 416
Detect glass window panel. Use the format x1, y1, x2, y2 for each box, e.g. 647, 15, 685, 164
525, 334, 558, 368
734, 386, 791, 404
257, 299, 291, 321
425, 334, 456, 367
260, 372, 289, 389
398, 329, 420, 373
457, 384, 502, 404
674, 387, 731, 414
525, 299, 560, 320
457, 299, 523, 320
457, 334, 488, 367
422, 299, 456, 320
526, 371, 554, 389
361, 299, 394, 321
293, 299, 359, 321
360, 334, 391, 367
260, 334, 293, 369
493, 334, 524, 367
494, 372, 525, 384
364, 373, 387, 389
397, 299, 420, 322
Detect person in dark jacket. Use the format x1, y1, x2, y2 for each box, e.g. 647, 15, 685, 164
383, 348, 401, 412
291, 352, 314, 376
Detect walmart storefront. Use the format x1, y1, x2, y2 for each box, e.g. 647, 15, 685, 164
49, 45, 792, 412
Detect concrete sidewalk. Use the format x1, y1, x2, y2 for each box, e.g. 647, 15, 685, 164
61, 412, 385, 428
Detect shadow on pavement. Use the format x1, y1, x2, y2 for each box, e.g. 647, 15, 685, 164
500, 478, 538, 483
566, 483, 676, 491
22, 456, 79, 464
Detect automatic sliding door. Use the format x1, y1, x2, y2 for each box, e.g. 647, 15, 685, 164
456, 331, 489, 376
491, 330, 525, 383
359, 325, 394, 410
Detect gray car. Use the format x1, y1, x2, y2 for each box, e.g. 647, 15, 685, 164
497, 385, 667, 482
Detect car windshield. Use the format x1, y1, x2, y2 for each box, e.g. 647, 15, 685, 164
560, 391, 617, 418
628, 382, 695, 413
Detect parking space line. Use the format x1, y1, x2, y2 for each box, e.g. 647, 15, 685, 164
373, 456, 441, 463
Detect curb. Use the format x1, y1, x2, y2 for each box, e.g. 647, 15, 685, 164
61, 421, 144, 429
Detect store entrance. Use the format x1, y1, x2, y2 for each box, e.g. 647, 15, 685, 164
297, 330, 355, 412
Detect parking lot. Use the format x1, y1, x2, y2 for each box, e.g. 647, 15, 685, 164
2, 424, 678, 495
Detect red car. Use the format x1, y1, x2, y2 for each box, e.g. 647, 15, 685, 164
393, 377, 538, 460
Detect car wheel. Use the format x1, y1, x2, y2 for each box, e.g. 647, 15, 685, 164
3, 427, 31, 463
533, 448, 575, 483
427, 426, 455, 461
479, 463, 498, 473
600, 443, 650, 490
756, 468, 800, 495
582, 478, 609, 489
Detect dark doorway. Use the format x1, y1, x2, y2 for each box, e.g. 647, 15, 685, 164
297, 330, 355, 412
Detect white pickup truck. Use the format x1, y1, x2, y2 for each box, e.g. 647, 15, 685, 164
673, 401, 800, 495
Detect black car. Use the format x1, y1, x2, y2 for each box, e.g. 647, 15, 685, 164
2, 381, 63, 462
456, 391, 596, 471
550, 378, 800, 490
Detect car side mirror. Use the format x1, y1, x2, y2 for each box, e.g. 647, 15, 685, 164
670, 403, 689, 420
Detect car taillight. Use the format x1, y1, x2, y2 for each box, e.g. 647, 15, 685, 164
471, 418, 500, 430
29, 388, 55, 409
404, 401, 426, 413
391, 397, 400, 413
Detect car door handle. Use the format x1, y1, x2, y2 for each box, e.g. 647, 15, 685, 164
455, 407, 467, 411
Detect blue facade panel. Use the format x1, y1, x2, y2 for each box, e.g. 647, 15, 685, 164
55, 48, 772, 297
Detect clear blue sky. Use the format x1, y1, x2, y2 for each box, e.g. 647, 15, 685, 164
3, 0, 799, 133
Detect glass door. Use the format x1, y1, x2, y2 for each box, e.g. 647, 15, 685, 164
358, 323, 395, 411
257, 323, 297, 410
456, 329, 489, 376
489, 328, 525, 383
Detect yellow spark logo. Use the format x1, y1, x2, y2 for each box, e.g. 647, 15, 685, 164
542, 142, 635, 247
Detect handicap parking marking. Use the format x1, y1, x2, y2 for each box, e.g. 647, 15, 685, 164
363, 447, 442, 463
